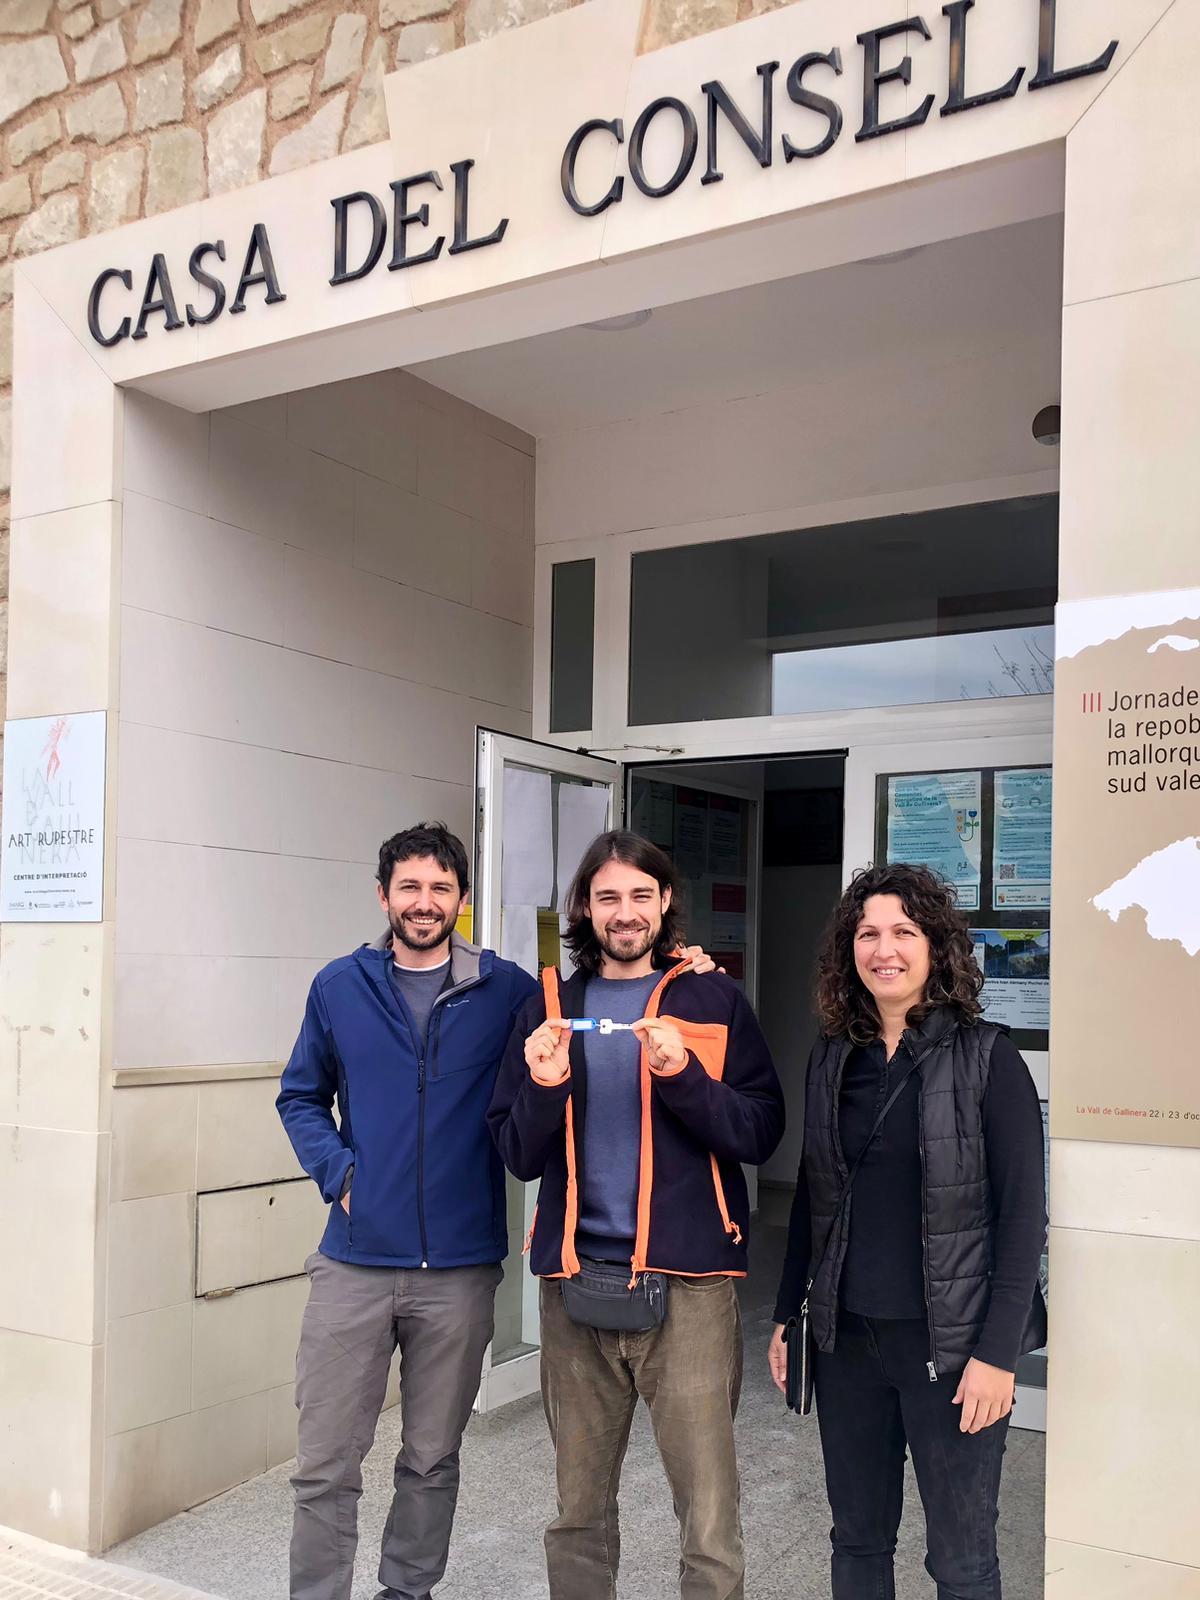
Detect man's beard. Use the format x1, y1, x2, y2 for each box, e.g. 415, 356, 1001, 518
596, 921, 657, 965
390, 907, 456, 954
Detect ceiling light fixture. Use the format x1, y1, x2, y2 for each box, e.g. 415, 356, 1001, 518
581, 309, 654, 333
1032, 404, 1061, 446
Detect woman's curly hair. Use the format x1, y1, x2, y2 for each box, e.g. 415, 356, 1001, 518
816, 863, 983, 1044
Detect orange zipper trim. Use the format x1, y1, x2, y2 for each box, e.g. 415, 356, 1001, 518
642, 1266, 747, 1279
630, 956, 693, 1284
562, 1098, 581, 1276
709, 1155, 743, 1245
541, 966, 580, 1277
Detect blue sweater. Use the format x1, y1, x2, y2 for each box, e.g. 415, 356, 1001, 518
278, 934, 537, 1268
576, 972, 659, 1260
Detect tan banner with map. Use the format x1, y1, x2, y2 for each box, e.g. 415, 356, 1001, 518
1051, 589, 1200, 1144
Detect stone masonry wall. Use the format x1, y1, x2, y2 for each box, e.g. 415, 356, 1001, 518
0, 0, 786, 742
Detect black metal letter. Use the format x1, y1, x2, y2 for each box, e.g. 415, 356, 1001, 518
856, 17, 936, 141
561, 118, 626, 217
449, 159, 509, 255
389, 172, 445, 270
700, 62, 778, 185
229, 223, 286, 314
186, 240, 226, 327
86, 267, 132, 347
1029, 0, 1116, 90
628, 97, 699, 199
941, 0, 1023, 115
330, 191, 387, 285
132, 252, 184, 341
782, 47, 844, 161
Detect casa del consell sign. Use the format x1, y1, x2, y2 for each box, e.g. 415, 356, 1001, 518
85, 0, 1116, 348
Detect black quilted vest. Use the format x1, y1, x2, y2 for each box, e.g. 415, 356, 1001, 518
803, 1008, 1042, 1376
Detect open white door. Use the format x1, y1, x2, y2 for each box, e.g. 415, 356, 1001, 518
473, 729, 622, 1409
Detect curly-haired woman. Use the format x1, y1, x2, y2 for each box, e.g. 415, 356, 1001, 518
768, 863, 1046, 1600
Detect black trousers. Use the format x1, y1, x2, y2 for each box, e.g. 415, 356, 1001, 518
814, 1313, 1009, 1600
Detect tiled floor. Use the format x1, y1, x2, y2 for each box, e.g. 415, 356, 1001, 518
0, 1527, 223, 1600
107, 1227, 1046, 1599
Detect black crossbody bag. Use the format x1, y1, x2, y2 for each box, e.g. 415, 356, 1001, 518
785, 1055, 923, 1415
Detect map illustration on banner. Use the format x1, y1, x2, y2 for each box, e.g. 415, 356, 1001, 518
1052, 588, 1200, 1146
886, 770, 982, 911
992, 767, 1052, 909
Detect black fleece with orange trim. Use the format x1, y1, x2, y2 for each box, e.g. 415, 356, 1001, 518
487, 958, 785, 1281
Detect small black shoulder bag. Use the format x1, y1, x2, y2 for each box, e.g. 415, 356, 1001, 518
785, 1054, 923, 1415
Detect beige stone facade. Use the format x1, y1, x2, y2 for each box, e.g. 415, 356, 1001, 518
2, 0, 1198, 1588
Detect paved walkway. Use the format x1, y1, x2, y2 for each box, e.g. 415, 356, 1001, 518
102, 1225, 1046, 1600
0, 1224, 1047, 1600
0, 1528, 222, 1600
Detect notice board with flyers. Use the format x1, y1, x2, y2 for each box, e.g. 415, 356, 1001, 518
874, 763, 1052, 1052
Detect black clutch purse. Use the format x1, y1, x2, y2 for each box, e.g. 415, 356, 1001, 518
784, 1302, 815, 1415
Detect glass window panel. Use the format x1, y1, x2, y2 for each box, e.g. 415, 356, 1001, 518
628, 496, 1058, 725
550, 559, 595, 732
772, 625, 1056, 713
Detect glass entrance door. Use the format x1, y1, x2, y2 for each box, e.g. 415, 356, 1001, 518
473, 729, 622, 1408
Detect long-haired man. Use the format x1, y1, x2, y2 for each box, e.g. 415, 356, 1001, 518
488, 829, 785, 1600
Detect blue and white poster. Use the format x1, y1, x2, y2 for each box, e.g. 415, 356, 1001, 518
992, 767, 1052, 910
886, 770, 982, 911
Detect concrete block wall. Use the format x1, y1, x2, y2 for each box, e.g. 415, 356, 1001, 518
115, 376, 533, 1077
94, 367, 533, 1545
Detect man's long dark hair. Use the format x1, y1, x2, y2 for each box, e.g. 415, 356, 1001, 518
562, 829, 684, 976
815, 862, 983, 1044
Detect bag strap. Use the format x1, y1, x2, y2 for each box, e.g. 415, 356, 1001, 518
541, 964, 561, 1016
539, 965, 581, 1276
801, 1050, 923, 1309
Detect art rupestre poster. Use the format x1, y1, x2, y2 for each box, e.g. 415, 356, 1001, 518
1, 711, 107, 922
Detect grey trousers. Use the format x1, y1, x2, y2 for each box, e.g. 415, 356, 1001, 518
540, 1275, 745, 1600
289, 1253, 502, 1600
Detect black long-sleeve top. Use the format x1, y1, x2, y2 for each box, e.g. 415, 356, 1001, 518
773, 1031, 1046, 1373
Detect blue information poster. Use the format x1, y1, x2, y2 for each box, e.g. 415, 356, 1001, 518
886, 770, 982, 911
992, 767, 1052, 910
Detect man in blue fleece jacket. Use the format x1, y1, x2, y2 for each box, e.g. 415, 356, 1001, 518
277, 822, 536, 1600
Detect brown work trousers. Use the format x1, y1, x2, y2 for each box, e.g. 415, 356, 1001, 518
539, 1274, 745, 1600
